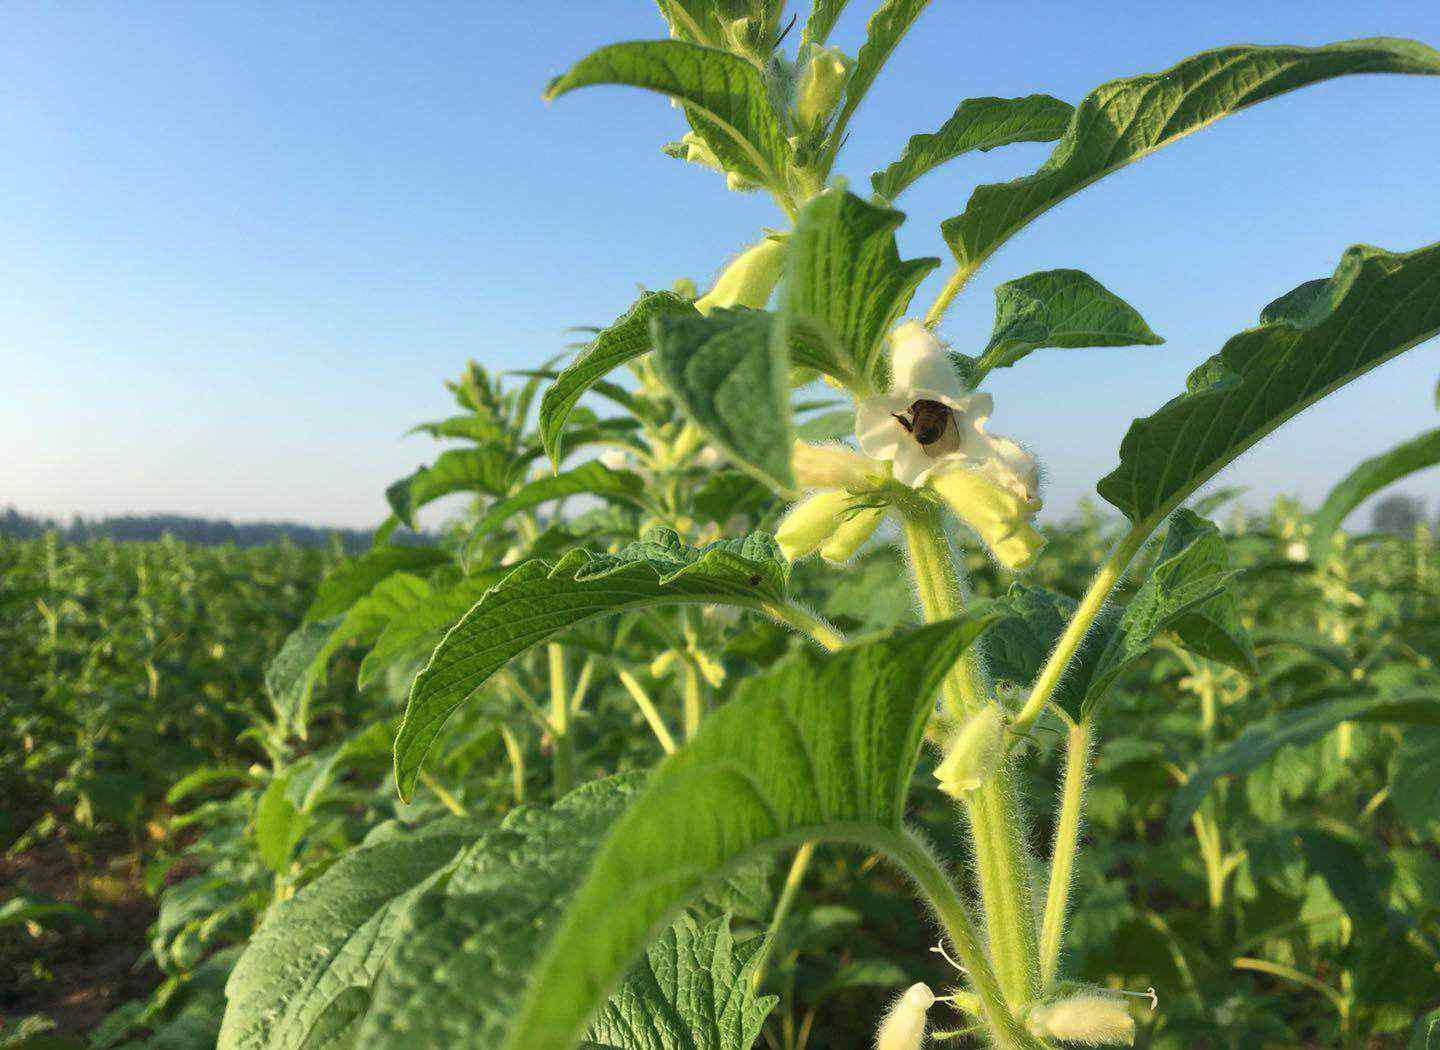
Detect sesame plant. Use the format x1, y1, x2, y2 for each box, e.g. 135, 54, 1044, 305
205, 5, 1440, 1050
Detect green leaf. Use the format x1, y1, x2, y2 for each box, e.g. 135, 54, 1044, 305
829, 0, 931, 149
312, 572, 434, 684
386, 447, 522, 528
255, 769, 310, 872
394, 528, 790, 800
465, 461, 650, 549
972, 268, 1162, 383
783, 189, 939, 390
356, 570, 508, 691
1310, 427, 1440, 561
217, 820, 481, 1050
588, 914, 776, 1050
802, 0, 848, 47
870, 94, 1073, 201
1099, 242, 1440, 526
1167, 694, 1440, 835
1391, 727, 1440, 839
544, 40, 793, 192
305, 546, 450, 621
942, 38, 1440, 273
266, 618, 342, 740
651, 308, 796, 494
539, 291, 697, 467
407, 413, 509, 445
500, 618, 993, 1050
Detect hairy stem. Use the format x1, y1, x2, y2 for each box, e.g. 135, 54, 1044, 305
750, 841, 816, 991
923, 262, 979, 328
617, 669, 678, 755
1040, 720, 1092, 988
762, 600, 847, 652
900, 503, 1040, 1009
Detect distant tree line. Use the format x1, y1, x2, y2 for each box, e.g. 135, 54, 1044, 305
0, 507, 429, 551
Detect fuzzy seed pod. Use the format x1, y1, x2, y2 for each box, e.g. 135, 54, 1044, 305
875, 982, 935, 1050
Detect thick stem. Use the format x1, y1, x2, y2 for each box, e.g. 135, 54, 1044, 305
547, 643, 573, 794
1039, 720, 1092, 988
899, 503, 1039, 1009
750, 841, 816, 991
1011, 526, 1148, 739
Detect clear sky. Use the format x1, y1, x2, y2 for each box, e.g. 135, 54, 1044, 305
5, 2, 1440, 530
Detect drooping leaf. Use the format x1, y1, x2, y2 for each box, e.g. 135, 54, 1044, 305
305, 546, 450, 621
783, 189, 939, 390
870, 94, 1073, 201
972, 268, 1162, 383
651, 308, 796, 494
828, 0, 931, 150
544, 40, 793, 192
394, 528, 790, 800
266, 618, 342, 740
1099, 242, 1440, 526
1310, 428, 1440, 561
539, 291, 697, 467
1167, 694, 1440, 834
386, 447, 522, 528
217, 820, 482, 1050
464, 461, 650, 551
501, 618, 994, 1050
356, 569, 508, 691
942, 38, 1440, 273
588, 914, 776, 1050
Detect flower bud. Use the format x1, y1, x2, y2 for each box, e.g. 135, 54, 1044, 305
793, 46, 852, 133
876, 982, 935, 1050
679, 131, 724, 172
775, 491, 851, 562
1028, 993, 1135, 1046
791, 440, 881, 491
820, 505, 884, 565
695, 237, 786, 315
927, 466, 1045, 572
934, 704, 1006, 797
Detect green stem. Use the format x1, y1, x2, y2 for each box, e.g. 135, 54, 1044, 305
681, 662, 703, 740
751, 841, 816, 991
923, 262, 979, 328
419, 770, 468, 817
1039, 720, 1092, 988
899, 503, 1039, 1009
547, 643, 573, 794
761, 600, 846, 652
498, 723, 526, 804
1010, 525, 1147, 739
617, 670, 678, 755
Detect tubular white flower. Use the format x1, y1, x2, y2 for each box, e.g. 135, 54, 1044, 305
792, 440, 885, 491
1028, 993, 1136, 1046
875, 982, 935, 1050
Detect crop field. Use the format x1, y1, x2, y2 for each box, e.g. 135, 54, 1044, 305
7, 4, 1440, 1050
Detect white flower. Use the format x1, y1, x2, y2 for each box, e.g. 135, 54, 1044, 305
875, 983, 935, 1050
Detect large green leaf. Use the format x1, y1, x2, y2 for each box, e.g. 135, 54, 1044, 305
217, 820, 482, 1050
539, 291, 697, 467
313, 573, 432, 680
651, 308, 796, 494
305, 546, 450, 621
394, 528, 790, 800
501, 618, 993, 1050
1099, 242, 1440, 526
386, 447, 522, 528
266, 618, 342, 740
971, 268, 1162, 384
870, 94, 1072, 201
356, 569, 508, 692
464, 461, 650, 551
588, 914, 776, 1050
1167, 694, 1440, 834
1310, 427, 1440, 561
544, 40, 793, 192
941, 38, 1440, 273
782, 189, 939, 390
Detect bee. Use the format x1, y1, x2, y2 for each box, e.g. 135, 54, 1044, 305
892, 399, 960, 456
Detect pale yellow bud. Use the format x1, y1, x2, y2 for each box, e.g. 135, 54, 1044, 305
1028, 994, 1136, 1046
820, 505, 884, 565
927, 467, 1045, 572
695, 237, 786, 315
876, 982, 934, 1050
775, 491, 851, 562
934, 704, 1006, 797
794, 46, 852, 132
791, 440, 881, 491
680, 131, 724, 172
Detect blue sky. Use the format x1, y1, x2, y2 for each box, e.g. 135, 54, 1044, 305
5, 2, 1440, 529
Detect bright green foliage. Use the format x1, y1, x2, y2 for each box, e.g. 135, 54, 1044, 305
942, 38, 1440, 272
217, 820, 481, 1050
466, 461, 650, 546
1310, 427, 1440, 560
544, 41, 793, 193
783, 189, 938, 392
538, 291, 697, 467
385, 447, 523, 528
254, 769, 309, 872
265, 618, 341, 740
1099, 242, 1440, 525
394, 528, 789, 800
652, 308, 797, 493
827, 0, 931, 155
305, 547, 450, 621
1167, 694, 1440, 834
870, 94, 1073, 201
356, 569, 507, 691
973, 268, 1162, 383
801, 0, 848, 48
501, 619, 992, 1050
589, 914, 777, 1050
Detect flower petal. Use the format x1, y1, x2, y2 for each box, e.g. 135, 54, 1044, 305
928, 465, 1045, 571
791, 440, 882, 491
